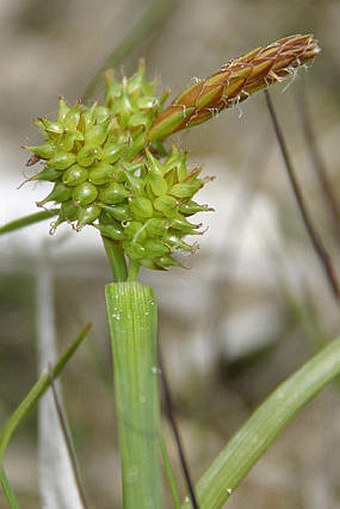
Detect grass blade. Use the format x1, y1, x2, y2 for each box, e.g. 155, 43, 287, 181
182, 335, 340, 508
0, 323, 91, 464
106, 282, 162, 508
0, 210, 58, 235
160, 435, 181, 509
83, 0, 179, 100
0, 468, 21, 509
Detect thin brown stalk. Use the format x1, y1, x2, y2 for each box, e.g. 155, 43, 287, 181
158, 348, 200, 509
48, 367, 91, 509
296, 82, 340, 243
264, 89, 339, 301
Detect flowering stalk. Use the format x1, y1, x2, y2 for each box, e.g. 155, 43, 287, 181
20, 33, 322, 509
148, 34, 320, 140
23, 35, 320, 277
23, 59, 213, 509
105, 283, 161, 508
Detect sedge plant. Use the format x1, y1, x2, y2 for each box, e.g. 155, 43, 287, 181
2, 33, 340, 509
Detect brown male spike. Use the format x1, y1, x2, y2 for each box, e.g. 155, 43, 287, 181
148, 34, 321, 140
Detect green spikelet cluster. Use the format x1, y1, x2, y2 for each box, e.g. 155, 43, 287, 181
25, 62, 211, 270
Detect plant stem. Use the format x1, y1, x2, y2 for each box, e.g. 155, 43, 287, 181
48, 370, 90, 509
82, 0, 179, 100
0, 209, 58, 235
0, 324, 91, 464
160, 436, 181, 509
127, 260, 140, 282
264, 89, 339, 300
182, 335, 340, 508
102, 236, 128, 281
159, 351, 199, 508
0, 467, 21, 509
105, 282, 162, 508
296, 82, 340, 243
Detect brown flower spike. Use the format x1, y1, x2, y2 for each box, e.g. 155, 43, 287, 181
148, 34, 320, 140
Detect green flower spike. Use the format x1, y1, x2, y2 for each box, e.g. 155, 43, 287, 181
25, 61, 212, 273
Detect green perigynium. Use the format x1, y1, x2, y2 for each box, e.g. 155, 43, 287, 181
25, 35, 320, 272
25, 61, 211, 270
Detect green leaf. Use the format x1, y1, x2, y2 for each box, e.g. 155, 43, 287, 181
0, 210, 59, 235
0, 468, 21, 509
0, 323, 91, 464
105, 282, 162, 508
160, 436, 181, 509
182, 336, 340, 508
82, 0, 180, 100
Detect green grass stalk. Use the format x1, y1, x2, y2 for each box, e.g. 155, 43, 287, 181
160, 435, 181, 509
0, 210, 58, 235
0, 468, 21, 509
102, 236, 128, 282
82, 0, 179, 100
105, 282, 162, 508
182, 335, 340, 508
0, 324, 91, 464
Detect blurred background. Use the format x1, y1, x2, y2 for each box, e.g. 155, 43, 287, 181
1, 0, 340, 508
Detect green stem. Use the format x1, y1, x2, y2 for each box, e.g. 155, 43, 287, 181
0, 210, 58, 235
127, 260, 140, 282
0, 468, 21, 509
160, 435, 181, 509
0, 324, 91, 464
182, 335, 340, 508
82, 0, 179, 100
105, 282, 162, 508
102, 236, 128, 281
